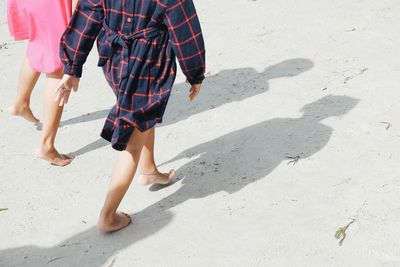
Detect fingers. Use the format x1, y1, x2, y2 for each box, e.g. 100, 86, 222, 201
189, 89, 199, 102
189, 88, 198, 102
58, 89, 71, 107
189, 84, 202, 102
59, 96, 65, 106
55, 84, 71, 106
63, 90, 72, 105
54, 75, 79, 106
55, 83, 68, 106
55, 84, 64, 104
72, 79, 80, 92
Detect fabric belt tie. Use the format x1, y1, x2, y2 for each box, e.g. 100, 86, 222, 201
98, 20, 166, 82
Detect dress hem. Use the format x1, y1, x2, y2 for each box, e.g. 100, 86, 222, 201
26, 56, 63, 74
100, 118, 162, 151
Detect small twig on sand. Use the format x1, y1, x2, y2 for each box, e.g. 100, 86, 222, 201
343, 68, 368, 84
59, 242, 81, 248
0, 208, 8, 212
333, 178, 352, 187
335, 219, 356, 246
46, 257, 64, 265
380, 121, 392, 130
345, 28, 357, 32
286, 156, 300, 165
108, 257, 118, 267
286, 153, 303, 165
0, 43, 8, 50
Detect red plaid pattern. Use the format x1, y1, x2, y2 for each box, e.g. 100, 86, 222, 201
60, 0, 206, 150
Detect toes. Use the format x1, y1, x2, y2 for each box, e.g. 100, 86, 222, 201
139, 169, 175, 185
10, 105, 40, 124
120, 212, 130, 218
168, 169, 176, 179
29, 116, 40, 124
97, 212, 132, 233
162, 169, 175, 183
50, 157, 72, 167
60, 154, 72, 160
119, 212, 132, 225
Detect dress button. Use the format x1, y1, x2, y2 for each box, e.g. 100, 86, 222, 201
127, 17, 132, 23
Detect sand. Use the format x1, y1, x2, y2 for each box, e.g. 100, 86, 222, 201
0, 0, 400, 266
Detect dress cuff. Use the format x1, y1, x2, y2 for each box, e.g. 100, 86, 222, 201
188, 75, 205, 85
63, 64, 83, 78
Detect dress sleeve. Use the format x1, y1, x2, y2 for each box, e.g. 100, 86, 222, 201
60, 0, 104, 77
163, 0, 206, 85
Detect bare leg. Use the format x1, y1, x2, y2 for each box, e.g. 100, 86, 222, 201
9, 56, 40, 123
36, 69, 72, 166
97, 128, 152, 233
138, 127, 175, 186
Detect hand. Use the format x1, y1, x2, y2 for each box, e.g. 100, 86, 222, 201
55, 74, 80, 106
189, 83, 202, 102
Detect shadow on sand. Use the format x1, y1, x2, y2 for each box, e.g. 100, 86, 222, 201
0, 95, 359, 266
68, 58, 314, 156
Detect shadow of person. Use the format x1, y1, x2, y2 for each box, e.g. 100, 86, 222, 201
70, 138, 109, 157
59, 109, 110, 127
163, 58, 314, 126
68, 58, 314, 156
33, 109, 109, 131
0, 208, 175, 267
0, 95, 358, 267
152, 95, 359, 205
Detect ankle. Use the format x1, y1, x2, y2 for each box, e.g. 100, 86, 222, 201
39, 142, 55, 153
141, 167, 158, 175
99, 209, 116, 223
13, 98, 30, 107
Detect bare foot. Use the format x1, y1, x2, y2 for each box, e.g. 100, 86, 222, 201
9, 103, 39, 124
138, 169, 175, 186
37, 146, 72, 167
97, 211, 132, 233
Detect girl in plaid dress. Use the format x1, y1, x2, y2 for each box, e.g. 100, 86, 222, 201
57, 0, 205, 232
7, 0, 78, 166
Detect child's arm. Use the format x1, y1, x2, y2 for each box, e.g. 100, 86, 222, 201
163, 0, 206, 85
60, 0, 104, 78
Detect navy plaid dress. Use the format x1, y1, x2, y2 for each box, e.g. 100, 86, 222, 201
60, 0, 206, 150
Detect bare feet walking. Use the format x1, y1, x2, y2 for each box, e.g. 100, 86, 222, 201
9, 103, 40, 124
138, 169, 176, 186
97, 211, 132, 233
37, 146, 72, 167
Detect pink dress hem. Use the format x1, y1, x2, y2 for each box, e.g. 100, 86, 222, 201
7, 0, 71, 73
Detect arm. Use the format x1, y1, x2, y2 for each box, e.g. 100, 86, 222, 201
57, 0, 104, 106
163, 0, 206, 85
60, 0, 104, 77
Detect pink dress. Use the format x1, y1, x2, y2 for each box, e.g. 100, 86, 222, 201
7, 0, 72, 73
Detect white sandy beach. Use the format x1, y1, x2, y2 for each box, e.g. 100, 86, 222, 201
1, 0, 400, 266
